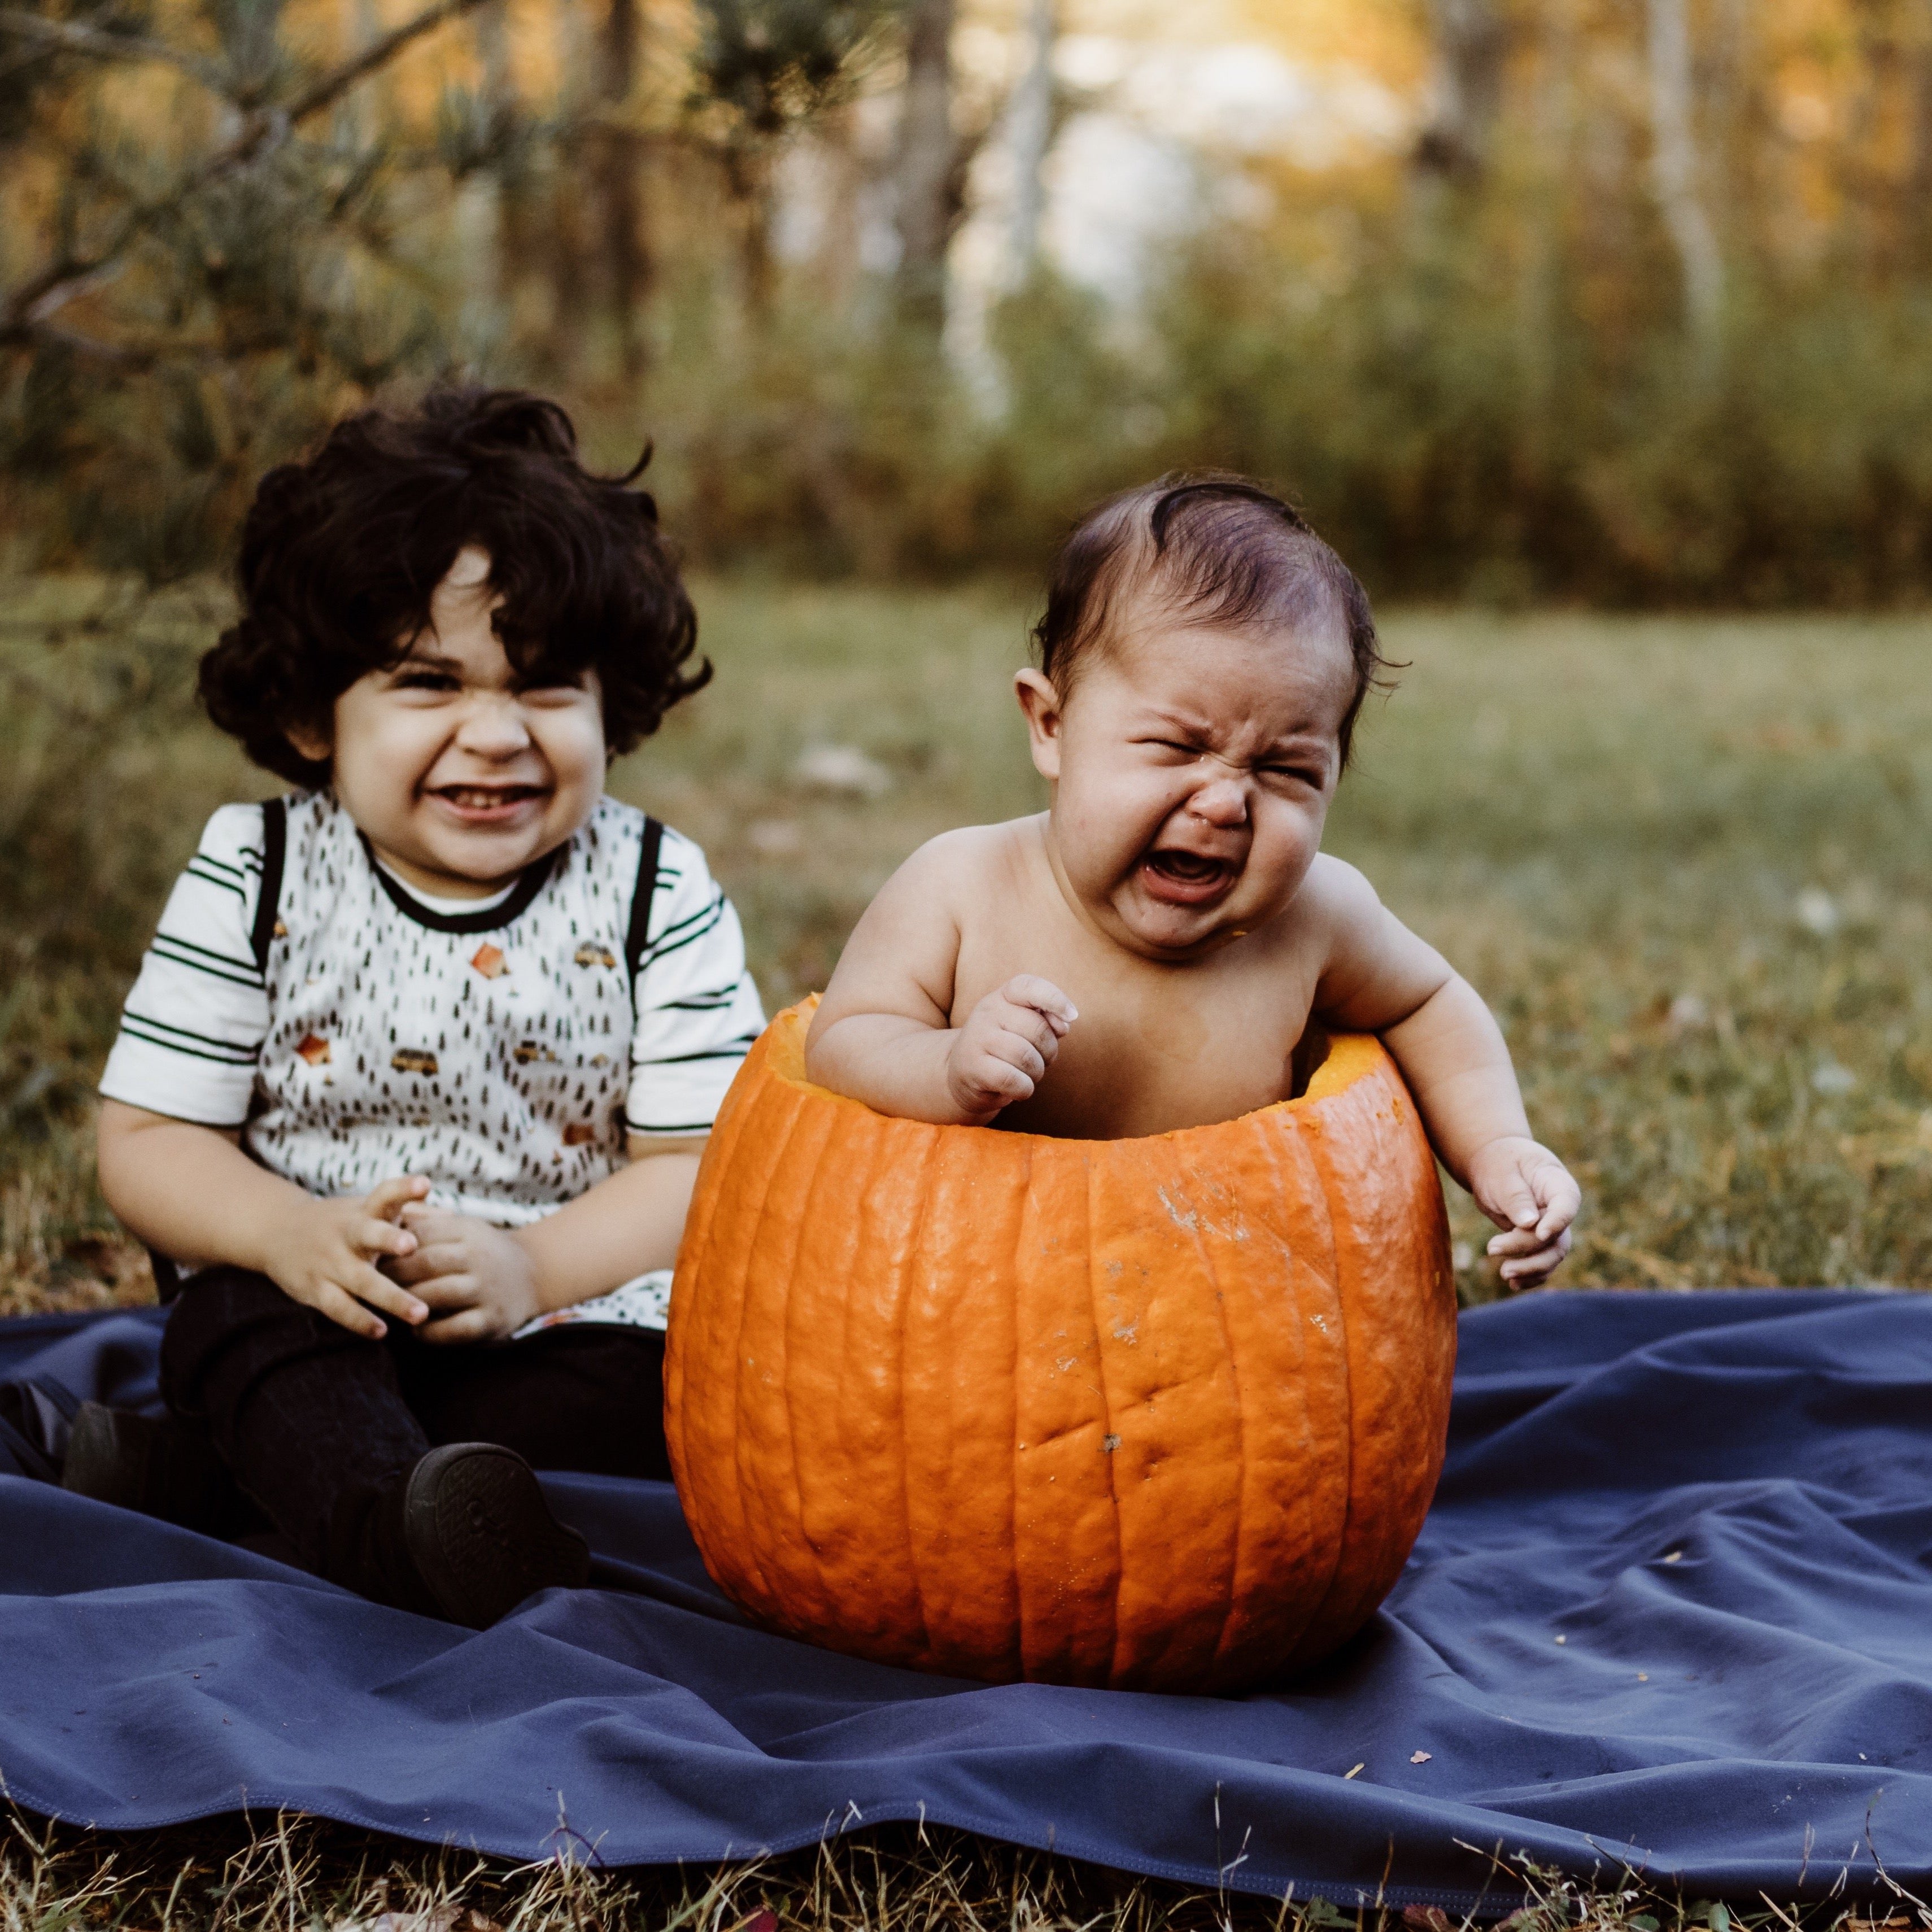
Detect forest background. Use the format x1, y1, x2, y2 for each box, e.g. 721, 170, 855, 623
8, 0, 1932, 1311
6, 0, 1930, 600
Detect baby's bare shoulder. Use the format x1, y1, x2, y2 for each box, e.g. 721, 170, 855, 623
882, 817, 1040, 904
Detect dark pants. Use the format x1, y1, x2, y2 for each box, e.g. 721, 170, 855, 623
160, 1267, 670, 1586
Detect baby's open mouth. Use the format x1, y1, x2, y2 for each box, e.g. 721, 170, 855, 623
1139, 847, 1237, 906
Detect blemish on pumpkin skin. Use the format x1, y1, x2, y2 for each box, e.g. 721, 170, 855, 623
1102, 1434, 1122, 1453
1112, 1323, 1139, 1344
1154, 1186, 1198, 1232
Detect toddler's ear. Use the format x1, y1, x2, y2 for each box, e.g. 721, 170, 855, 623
285, 717, 332, 765
1013, 670, 1065, 782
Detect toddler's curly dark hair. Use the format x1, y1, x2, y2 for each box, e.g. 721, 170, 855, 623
199, 387, 708, 788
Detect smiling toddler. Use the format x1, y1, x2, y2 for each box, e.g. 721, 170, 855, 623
84, 390, 763, 1623
807, 476, 1579, 1286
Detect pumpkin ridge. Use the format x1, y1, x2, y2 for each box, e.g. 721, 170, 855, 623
1284, 1107, 1356, 1650
1177, 1140, 1245, 1687
671, 1049, 792, 1605
727, 1076, 815, 1621
1000, 1137, 1032, 1680
888, 1121, 941, 1669
775, 1096, 858, 1640
1081, 1145, 1126, 1685
1212, 1117, 1322, 1676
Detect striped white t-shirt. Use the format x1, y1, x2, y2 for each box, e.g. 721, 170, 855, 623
99, 791, 764, 1332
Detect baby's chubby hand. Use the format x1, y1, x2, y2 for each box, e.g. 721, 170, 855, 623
1466, 1137, 1581, 1291
947, 975, 1078, 1123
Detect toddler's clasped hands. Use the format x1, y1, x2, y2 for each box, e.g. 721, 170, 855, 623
256, 1174, 540, 1341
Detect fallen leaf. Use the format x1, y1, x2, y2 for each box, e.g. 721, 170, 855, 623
1663, 1550, 1683, 1563
1409, 1750, 1431, 1764
1554, 1634, 1566, 1644
1343, 1762, 1364, 1779
1637, 1673, 1650, 1682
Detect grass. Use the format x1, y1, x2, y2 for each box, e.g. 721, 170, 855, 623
8, 579, 1932, 1307
1, 1805, 1918, 1932
4, 581, 1932, 1924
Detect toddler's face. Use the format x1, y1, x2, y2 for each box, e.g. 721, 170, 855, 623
290, 547, 606, 896
1019, 610, 1354, 960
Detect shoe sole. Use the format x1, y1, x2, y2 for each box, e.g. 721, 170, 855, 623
402, 1443, 590, 1628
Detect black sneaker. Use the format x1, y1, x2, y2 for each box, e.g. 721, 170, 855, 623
60, 1402, 248, 1534
400, 1443, 590, 1628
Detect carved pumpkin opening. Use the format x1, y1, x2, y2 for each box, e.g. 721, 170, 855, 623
666, 1000, 1456, 1695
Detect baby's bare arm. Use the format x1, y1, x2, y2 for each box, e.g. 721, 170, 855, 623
806, 831, 1074, 1125
1308, 860, 1579, 1288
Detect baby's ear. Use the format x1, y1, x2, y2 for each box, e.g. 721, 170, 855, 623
1013, 669, 1064, 781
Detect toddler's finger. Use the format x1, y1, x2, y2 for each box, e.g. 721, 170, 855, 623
421, 1307, 501, 1346
357, 1216, 418, 1260
366, 1175, 431, 1221
386, 1242, 468, 1285
313, 1282, 390, 1340
349, 1263, 429, 1327
412, 1273, 483, 1311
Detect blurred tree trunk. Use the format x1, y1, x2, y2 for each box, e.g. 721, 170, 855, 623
1904, 2, 1932, 274
892, 0, 956, 332
1516, 0, 1577, 473
1414, 0, 1505, 180
1644, 0, 1724, 372
545, 0, 592, 373
595, 0, 649, 374
1005, 0, 1054, 284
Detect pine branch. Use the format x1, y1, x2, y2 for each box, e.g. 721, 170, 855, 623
0, 7, 229, 96
0, 0, 492, 332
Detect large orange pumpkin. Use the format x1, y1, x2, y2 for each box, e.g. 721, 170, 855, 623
664, 1000, 1456, 1694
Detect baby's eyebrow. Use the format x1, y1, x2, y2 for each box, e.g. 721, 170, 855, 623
392, 647, 465, 671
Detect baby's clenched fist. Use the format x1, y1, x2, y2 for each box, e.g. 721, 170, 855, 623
1466, 1136, 1580, 1291
945, 975, 1077, 1123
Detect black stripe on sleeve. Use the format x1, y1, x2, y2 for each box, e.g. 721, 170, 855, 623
119, 1023, 261, 1068
185, 859, 247, 899
632, 1043, 757, 1066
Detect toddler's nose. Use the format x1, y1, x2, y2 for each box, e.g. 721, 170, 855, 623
456, 694, 534, 756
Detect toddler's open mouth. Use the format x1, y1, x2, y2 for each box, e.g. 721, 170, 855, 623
426, 782, 549, 825
1139, 846, 1237, 906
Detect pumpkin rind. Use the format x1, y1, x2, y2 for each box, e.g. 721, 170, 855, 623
665, 1002, 1456, 1693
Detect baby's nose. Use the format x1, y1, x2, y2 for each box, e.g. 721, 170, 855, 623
1187, 773, 1249, 824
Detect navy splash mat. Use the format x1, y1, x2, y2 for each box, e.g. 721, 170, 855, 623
1, 1288, 1928, 1908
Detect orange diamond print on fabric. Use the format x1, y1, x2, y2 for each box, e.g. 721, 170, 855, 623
562, 1122, 598, 1146
392, 1049, 438, 1075
295, 1034, 331, 1065
470, 943, 507, 978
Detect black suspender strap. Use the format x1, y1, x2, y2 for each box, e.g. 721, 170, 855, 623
625, 815, 665, 988
251, 796, 287, 975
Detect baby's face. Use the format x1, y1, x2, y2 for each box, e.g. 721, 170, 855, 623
1020, 612, 1353, 960
291, 547, 607, 896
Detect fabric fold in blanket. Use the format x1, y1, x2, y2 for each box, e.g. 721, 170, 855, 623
2, 1289, 1929, 1908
